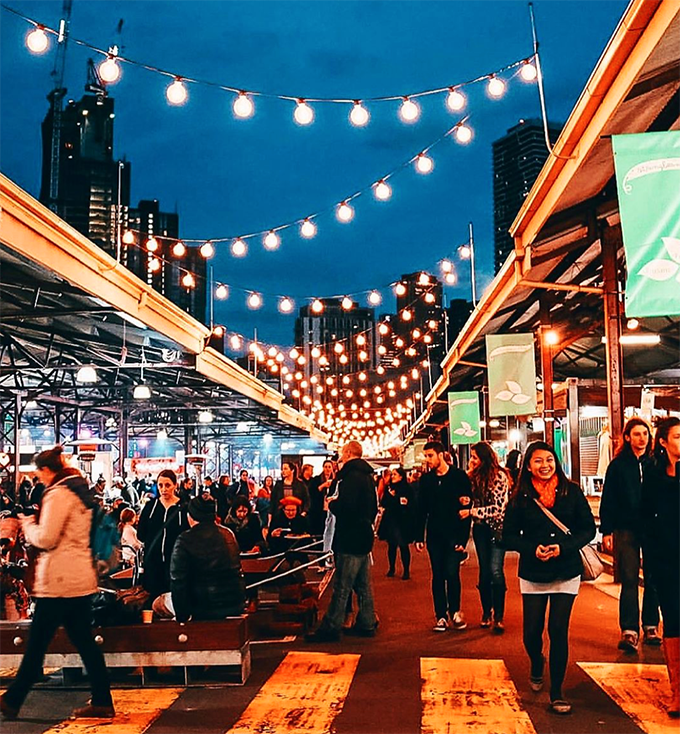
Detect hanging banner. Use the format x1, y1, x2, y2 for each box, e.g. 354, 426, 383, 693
612, 131, 680, 317
447, 391, 481, 445
486, 333, 537, 417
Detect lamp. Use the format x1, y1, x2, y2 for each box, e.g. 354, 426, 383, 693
76, 366, 98, 384
133, 384, 151, 400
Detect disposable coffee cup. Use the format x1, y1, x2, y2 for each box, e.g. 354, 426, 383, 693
142, 610, 153, 624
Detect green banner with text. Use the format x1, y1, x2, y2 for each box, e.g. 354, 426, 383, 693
486, 333, 536, 417
612, 131, 680, 317
447, 391, 480, 445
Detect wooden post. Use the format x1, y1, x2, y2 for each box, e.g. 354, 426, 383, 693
567, 378, 581, 485
539, 298, 555, 447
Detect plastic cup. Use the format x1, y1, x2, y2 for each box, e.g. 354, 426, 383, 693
142, 609, 153, 624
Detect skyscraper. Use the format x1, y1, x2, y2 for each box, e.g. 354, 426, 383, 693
492, 119, 561, 273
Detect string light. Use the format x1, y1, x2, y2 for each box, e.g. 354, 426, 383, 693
263, 231, 280, 250
229, 335, 242, 350
349, 102, 370, 127
374, 180, 392, 201
455, 124, 473, 143
279, 297, 294, 313
166, 77, 188, 105
300, 219, 317, 239
446, 87, 466, 111
146, 237, 159, 252
520, 61, 537, 82
356, 334, 367, 346
199, 241, 215, 258
311, 299, 324, 314
215, 284, 229, 300
172, 241, 187, 257
122, 230, 135, 245
395, 283, 407, 296
399, 97, 420, 123
247, 292, 263, 309
336, 201, 354, 223
26, 26, 49, 54
182, 272, 195, 288
487, 76, 506, 98
418, 273, 430, 286
424, 292, 436, 304
415, 153, 434, 174
440, 259, 453, 273
342, 297, 354, 311
445, 272, 457, 285
99, 55, 121, 84
149, 258, 161, 273
294, 99, 314, 126
378, 323, 390, 335
233, 92, 254, 118
368, 290, 382, 306
459, 244, 472, 259
231, 238, 247, 257
401, 309, 412, 321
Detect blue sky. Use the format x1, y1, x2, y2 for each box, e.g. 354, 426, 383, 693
0, 0, 628, 346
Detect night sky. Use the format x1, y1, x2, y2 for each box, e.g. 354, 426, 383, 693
1, 0, 628, 348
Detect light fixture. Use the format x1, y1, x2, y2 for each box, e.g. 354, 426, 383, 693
378, 323, 389, 335
148, 258, 161, 273
26, 26, 49, 54
76, 366, 98, 384
373, 180, 392, 201
334, 342, 344, 354
336, 201, 354, 222
440, 259, 453, 273
166, 77, 188, 105
415, 153, 433, 174
215, 284, 228, 300
146, 237, 159, 252
459, 244, 472, 259
601, 334, 661, 346
520, 61, 538, 82
509, 428, 522, 442
294, 99, 314, 125
233, 92, 254, 118
424, 292, 436, 304
455, 124, 473, 144
263, 231, 280, 250
212, 325, 225, 337
133, 384, 151, 400
368, 290, 382, 306
544, 329, 559, 346
198, 410, 214, 424
230, 335, 242, 350
197, 241, 214, 259
300, 218, 317, 238
99, 55, 121, 84
311, 299, 324, 314
279, 297, 294, 313
627, 318, 639, 330
25, 400, 38, 410
394, 283, 407, 296
122, 230, 135, 245
489, 419, 501, 428
399, 97, 420, 123
401, 309, 412, 321
157, 429, 168, 441
311, 347, 322, 359
487, 76, 506, 98
349, 101, 369, 127
418, 273, 430, 286
356, 334, 367, 346
446, 87, 466, 111
182, 272, 195, 288
341, 297, 353, 311
231, 238, 247, 257
172, 241, 186, 257
445, 272, 457, 285
247, 293, 262, 309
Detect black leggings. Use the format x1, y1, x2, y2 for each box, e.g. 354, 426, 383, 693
522, 593, 576, 700
387, 543, 411, 574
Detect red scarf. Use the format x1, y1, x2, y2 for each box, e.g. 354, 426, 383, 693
531, 474, 559, 508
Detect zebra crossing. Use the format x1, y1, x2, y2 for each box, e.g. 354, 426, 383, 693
1, 653, 673, 733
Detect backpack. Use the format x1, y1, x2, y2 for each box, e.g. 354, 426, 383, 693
90, 506, 122, 576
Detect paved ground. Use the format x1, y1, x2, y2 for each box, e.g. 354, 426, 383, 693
1, 544, 674, 734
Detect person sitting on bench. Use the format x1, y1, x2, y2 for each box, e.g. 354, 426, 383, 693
268, 496, 310, 555
153, 493, 245, 622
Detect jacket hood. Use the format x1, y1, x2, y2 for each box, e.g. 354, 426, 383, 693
338, 458, 375, 478
50, 468, 96, 510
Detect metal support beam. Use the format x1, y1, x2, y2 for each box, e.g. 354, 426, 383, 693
539, 298, 555, 447
601, 224, 625, 445
13, 393, 21, 494
520, 279, 604, 295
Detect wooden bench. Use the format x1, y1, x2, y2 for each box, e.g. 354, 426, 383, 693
0, 616, 251, 686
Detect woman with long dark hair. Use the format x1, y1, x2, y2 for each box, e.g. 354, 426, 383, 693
269, 462, 310, 522
0, 446, 114, 721
642, 417, 680, 718
378, 467, 416, 580
460, 442, 509, 632
503, 441, 595, 715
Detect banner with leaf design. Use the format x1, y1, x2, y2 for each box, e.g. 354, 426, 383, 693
612, 131, 680, 317
486, 333, 536, 417
447, 391, 481, 445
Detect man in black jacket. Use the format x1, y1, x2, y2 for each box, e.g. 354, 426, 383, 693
153, 493, 245, 622
416, 440, 472, 632
600, 417, 660, 653
306, 441, 378, 642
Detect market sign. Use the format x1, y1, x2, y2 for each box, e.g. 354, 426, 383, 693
612, 131, 680, 317
486, 333, 537, 417
447, 391, 480, 445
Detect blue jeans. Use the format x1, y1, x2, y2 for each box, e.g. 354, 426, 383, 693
615, 529, 659, 633
472, 523, 507, 620
321, 553, 377, 632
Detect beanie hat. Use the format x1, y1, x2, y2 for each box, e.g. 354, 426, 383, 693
280, 496, 302, 508
188, 492, 216, 522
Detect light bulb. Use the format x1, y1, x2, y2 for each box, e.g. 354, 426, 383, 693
300, 219, 317, 238
263, 231, 280, 250
424, 292, 435, 304
233, 92, 254, 118
311, 347, 321, 359
199, 241, 215, 258
279, 297, 294, 313
172, 241, 186, 257
487, 76, 506, 98
455, 124, 473, 144
166, 78, 188, 105
441, 259, 453, 273
339, 354, 348, 365
418, 272, 430, 285
146, 237, 159, 252
394, 283, 407, 296
215, 284, 228, 300
336, 201, 354, 222
368, 290, 382, 306
520, 61, 537, 82
374, 180, 392, 201
446, 88, 466, 111
311, 299, 324, 314
627, 318, 639, 330
230, 335, 242, 350
401, 309, 412, 321
182, 273, 195, 288
26, 26, 49, 54
99, 56, 121, 84
341, 297, 353, 311
399, 97, 420, 123
459, 244, 472, 259
149, 257, 161, 273
356, 334, 366, 346
415, 153, 433, 174
294, 99, 314, 125
378, 323, 389, 335
445, 272, 457, 285
334, 342, 344, 354
122, 230, 135, 244
231, 238, 247, 257
544, 329, 559, 345
349, 102, 369, 127
247, 293, 262, 309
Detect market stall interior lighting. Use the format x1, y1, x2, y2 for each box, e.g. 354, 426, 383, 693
75, 366, 98, 384
601, 334, 660, 345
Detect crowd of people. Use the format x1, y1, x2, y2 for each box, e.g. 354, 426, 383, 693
0, 414, 677, 722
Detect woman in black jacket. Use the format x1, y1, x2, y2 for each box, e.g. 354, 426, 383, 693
503, 441, 595, 716
224, 496, 265, 553
642, 417, 680, 718
378, 467, 416, 580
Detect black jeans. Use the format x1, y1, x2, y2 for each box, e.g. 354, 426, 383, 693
427, 542, 463, 620
472, 523, 507, 620
615, 529, 660, 633
522, 593, 576, 701
387, 543, 411, 575
5, 596, 112, 711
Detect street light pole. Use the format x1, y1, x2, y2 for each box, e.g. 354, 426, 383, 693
468, 221, 477, 307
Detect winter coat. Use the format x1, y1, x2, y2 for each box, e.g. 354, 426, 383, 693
307, 473, 334, 536
599, 448, 648, 536
224, 511, 265, 552
170, 522, 245, 623
470, 469, 509, 540
270, 479, 311, 518
416, 467, 472, 548
378, 480, 416, 545
329, 458, 378, 555
22, 470, 97, 598
502, 480, 596, 583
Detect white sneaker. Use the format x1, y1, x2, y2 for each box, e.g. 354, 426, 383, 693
451, 611, 467, 630
433, 617, 448, 632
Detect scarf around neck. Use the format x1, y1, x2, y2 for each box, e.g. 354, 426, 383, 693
531, 474, 559, 508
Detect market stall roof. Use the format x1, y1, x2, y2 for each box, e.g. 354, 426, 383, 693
0, 174, 328, 442
408, 0, 680, 440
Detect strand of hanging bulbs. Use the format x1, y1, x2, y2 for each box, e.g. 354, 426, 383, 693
16, 6, 536, 126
